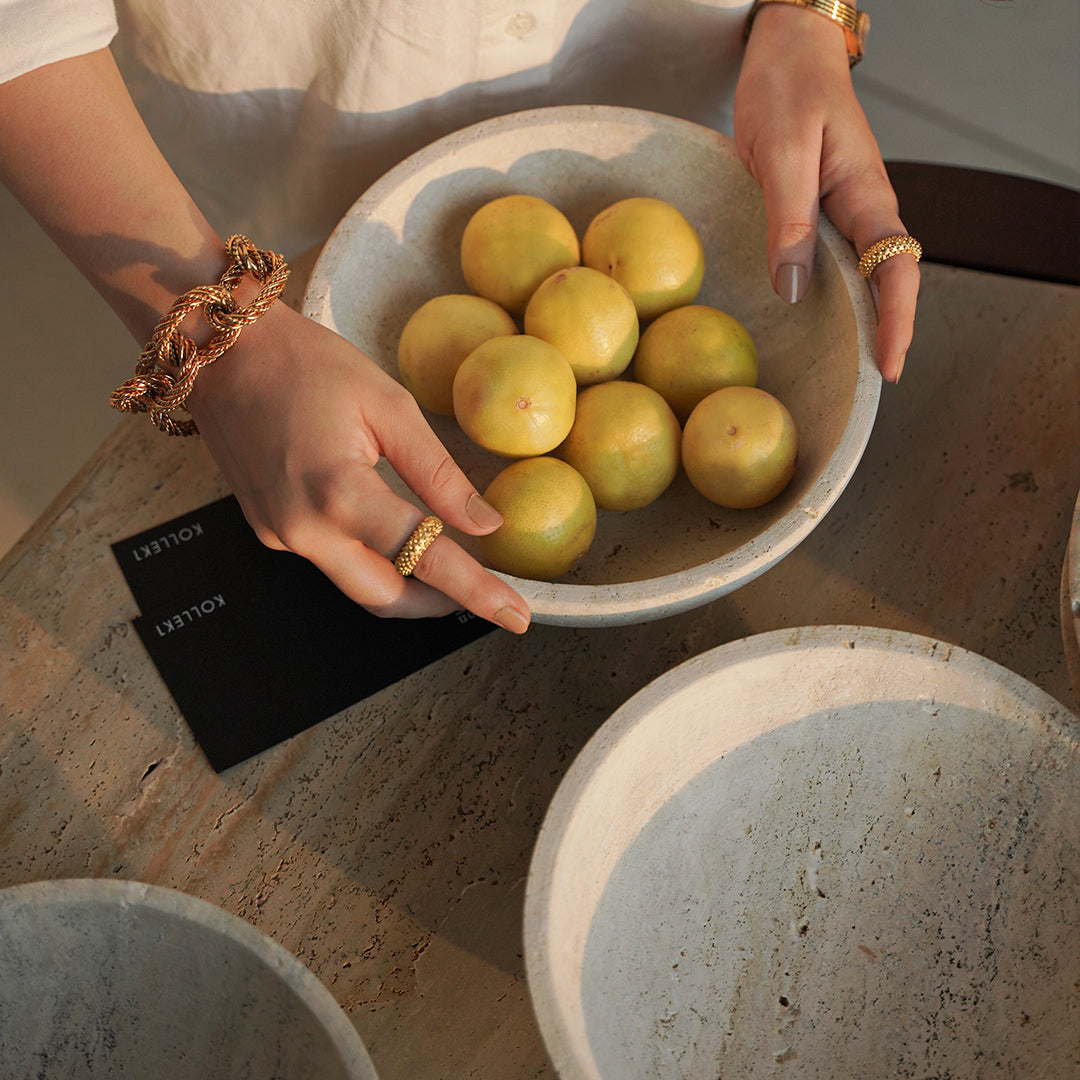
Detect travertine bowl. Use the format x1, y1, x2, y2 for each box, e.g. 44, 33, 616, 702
524, 626, 1080, 1079
305, 106, 879, 625
1063, 485, 1080, 704
0, 879, 379, 1079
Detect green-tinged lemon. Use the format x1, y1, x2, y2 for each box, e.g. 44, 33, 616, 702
558, 381, 681, 511
681, 386, 798, 509
397, 294, 517, 415
478, 456, 597, 580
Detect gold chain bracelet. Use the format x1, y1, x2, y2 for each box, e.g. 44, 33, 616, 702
110, 235, 290, 436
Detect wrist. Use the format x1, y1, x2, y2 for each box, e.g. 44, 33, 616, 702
185, 298, 293, 418
745, 0, 867, 68
112, 236, 291, 436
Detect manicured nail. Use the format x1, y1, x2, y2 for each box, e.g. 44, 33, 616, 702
894, 351, 906, 384
776, 263, 808, 304
494, 606, 530, 634
466, 492, 503, 529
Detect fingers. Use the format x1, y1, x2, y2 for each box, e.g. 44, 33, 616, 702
378, 391, 505, 536
735, 1, 843, 306
309, 523, 531, 632
867, 252, 920, 383
821, 170, 920, 383
360, 392, 531, 629
302, 529, 460, 619
399, 524, 532, 634
734, 0, 920, 384
758, 141, 822, 307
276, 464, 531, 633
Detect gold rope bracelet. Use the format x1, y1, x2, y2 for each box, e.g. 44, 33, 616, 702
109, 235, 290, 436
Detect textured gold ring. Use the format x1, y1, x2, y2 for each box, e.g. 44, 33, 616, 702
393, 516, 444, 577
858, 234, 923, 278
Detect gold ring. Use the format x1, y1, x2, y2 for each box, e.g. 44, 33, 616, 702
858, 234, 922, 277
393, 516, 444, 577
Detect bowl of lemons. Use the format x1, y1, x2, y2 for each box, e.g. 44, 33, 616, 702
304, 105, 879, 626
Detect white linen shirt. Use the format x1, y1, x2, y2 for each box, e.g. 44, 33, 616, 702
1, 0, 752, 255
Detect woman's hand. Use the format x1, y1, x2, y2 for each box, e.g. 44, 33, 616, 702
734, 3, 919, 382
187, 301, 532, 632
0, 48, 529, 632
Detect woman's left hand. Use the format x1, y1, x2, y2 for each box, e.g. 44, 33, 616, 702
734, 2, 919, 382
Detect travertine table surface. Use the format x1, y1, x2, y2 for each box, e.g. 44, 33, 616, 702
2, 260, 1078, 1079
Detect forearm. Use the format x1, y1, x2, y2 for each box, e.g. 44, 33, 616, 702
0, 47, 229, 344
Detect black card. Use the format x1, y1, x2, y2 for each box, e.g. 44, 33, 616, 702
112, 496, 496, 772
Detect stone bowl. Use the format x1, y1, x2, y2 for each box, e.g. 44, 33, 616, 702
1063, 485, 1080, 705
304, 106, 879, 626
524, 625, 1080, 1078
0, 878, 379, 1079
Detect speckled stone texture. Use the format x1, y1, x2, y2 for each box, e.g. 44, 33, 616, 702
0, 879, 378, 1077
0, 252, 1078, 1076
525, 627, 1080, 1079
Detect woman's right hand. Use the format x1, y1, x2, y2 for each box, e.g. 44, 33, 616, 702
0, 48, 529, 633
187, 300, 532, 632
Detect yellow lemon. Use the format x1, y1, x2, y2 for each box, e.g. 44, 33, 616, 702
452, 334, 577, 458
681, 386, 798, 509
523, 266, 639, 385
478, 456, 597, 581
460, 194, 580, 317
397, 294, 518, 415
633, 304, 758, 423
582, 197, 705, 322
557, 381, 681, 512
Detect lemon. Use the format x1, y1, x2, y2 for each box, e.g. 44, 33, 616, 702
582, 197, 705, 322
397, 294, 518, 415
681, 386, 798, 509
557, 381, 681, 511
452, 334, 577, 458
478, 456, 597, 581
633, 304, 758, 422
460, 194, 580, 317
523, 266, 639, 385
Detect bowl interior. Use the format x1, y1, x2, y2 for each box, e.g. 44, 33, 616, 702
0, 880, 378, 1079
524, 626, 1080, 1079
304, 107, 878, 624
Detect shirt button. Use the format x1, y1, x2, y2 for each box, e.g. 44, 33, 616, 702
505, 11, 536, 38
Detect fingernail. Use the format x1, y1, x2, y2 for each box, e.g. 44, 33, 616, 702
494, 606, 530, 634
466, 492, 503, 530
776, 263, 808, 304
894, 351, 906, 384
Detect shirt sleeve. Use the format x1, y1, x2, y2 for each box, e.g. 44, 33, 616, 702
0, 0, 118, 84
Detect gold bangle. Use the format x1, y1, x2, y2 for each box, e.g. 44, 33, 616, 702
394, 516, 444, 577
110, 235, 290, 436
858, 235, 923, 278
744, 0, 870, 67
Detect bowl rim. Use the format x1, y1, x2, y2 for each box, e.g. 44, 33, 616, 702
521, 623, 1080, 1080
304, 105, 881, 626
1062, 485, 1080, 703
0, 877, 379, 1079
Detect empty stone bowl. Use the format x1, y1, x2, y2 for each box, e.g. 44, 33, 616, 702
304, 106, 879, 626
524, 625, 1080, 1078
0, 879, 379, 1079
